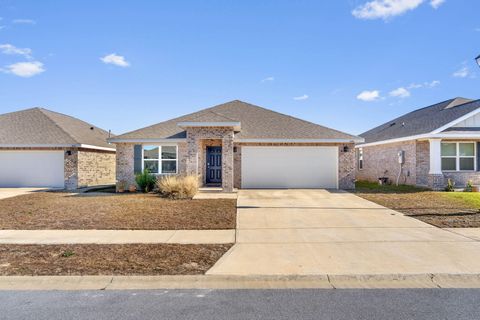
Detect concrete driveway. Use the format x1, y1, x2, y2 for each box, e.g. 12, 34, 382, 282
207, 189, 480, 276
0, 188, 48, 200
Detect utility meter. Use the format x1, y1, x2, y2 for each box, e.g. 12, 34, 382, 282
398, 150, 405, 164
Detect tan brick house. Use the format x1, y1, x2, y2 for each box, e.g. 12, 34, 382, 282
0, 108, 116, 189
356, 98, 480, 190
109, 100, 363, 192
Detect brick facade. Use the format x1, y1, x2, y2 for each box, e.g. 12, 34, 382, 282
356, 141, 417, 186
115, 143, 135, 188
77, 149, 116, 188
115, 140, 357, 191
358, 139, 480, 189
0, 146, 115, 190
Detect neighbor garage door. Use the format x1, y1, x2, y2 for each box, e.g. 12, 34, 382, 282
241, 146, 338, 189
0, 151, 64, 188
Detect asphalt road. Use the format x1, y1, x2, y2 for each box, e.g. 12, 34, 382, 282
1, 289, 479, 320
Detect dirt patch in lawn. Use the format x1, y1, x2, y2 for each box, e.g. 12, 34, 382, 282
355, 182, 480, 228
0, 243, 232, 275
0, 192, 236, 230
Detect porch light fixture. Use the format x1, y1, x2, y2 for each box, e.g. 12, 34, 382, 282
476, 54, 480, 68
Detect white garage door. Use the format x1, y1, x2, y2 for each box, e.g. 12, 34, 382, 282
0, 151, 64, 188
241, 146, 338, 189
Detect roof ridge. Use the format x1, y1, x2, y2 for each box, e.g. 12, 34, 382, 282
221, 100, 360, 138
37, 108, 80, 144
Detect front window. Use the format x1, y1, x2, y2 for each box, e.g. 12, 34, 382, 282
143, 145, 177, 174
357, 148, 364, 170
441, 142, 475, 171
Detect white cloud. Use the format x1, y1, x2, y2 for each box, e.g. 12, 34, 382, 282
352, 0, 444, 20
352, 0, 424, 20
261, 76, 274, 82
12, 19, 36, 25
357, 90, 381, 101
430, 0, 445, 9
293, 94, 309, 101
389, 87, 411, 98
0, 44, 32, 58
453, 66, 470, 78
4, 61, 45, 77
100, 53, 130, 67
425, 80, 440, 87
408, 80, 440, 89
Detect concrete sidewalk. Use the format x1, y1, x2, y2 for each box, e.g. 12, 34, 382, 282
207, 189, 480, 276
0, 229, 235, 244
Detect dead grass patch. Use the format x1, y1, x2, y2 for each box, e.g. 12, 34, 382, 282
0, 244, 232, 275
0, 192, 236, 230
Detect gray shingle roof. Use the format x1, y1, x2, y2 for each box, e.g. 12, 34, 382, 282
113, 100, 361, 141
0, 107, 114, 149
360, 98, 480, 144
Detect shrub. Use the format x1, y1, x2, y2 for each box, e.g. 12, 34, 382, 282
465, 180, 474, 192
135, 169, 156, 193
445, 178, 455, 192
156, 175, 199, 199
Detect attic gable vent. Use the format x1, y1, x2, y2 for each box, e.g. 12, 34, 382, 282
444, 97, 474, 110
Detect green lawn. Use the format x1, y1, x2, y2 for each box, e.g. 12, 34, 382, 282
354, 180, 480, 227
354, 180, 429, 194
444, 192, 480, 209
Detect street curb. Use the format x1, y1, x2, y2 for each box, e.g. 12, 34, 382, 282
1, 274, 480, 290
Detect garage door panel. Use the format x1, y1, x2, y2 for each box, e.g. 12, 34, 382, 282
241, 146, 338, 189
0, 151, 64, 188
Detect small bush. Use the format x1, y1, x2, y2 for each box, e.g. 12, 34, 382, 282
445, 178, 455, 192
157, 175, 199, 199
135, 169, 156, 193
61, 250, 75, 258
465, 180, 474, 192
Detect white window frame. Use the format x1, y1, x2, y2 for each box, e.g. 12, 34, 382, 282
441, 142, 476, 172
357, 148, 364, 170
142, 144, 178, 174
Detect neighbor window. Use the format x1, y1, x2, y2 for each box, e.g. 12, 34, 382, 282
143, 145, 177, 174
358, 148, 364, 170
441, 142, 475, 171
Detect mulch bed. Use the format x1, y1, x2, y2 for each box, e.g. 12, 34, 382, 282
0, 244, 232, 275
356, 191, 480, 228
0, 192, 236, 230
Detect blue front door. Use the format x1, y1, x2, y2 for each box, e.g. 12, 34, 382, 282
206, 147, 222, 184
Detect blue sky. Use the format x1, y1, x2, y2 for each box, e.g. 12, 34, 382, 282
0, 0, 479, 135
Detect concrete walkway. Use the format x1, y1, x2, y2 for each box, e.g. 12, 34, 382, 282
0, 230, 235, 244
207, 189, 480, 276
0, 188, 49, 200
445, 228, 480, 241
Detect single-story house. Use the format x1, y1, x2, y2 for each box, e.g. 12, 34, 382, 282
109, 100, 363, 191
0, 107, 116, 189
356, 97, 480, 190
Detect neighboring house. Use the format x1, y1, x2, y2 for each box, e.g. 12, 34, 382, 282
109, 100, 363, 191
356, 97, 480, 190
0, 108, 116, 189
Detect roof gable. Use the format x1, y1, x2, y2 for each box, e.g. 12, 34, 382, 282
0, 108, 114, 149
113, 100, 362, 142
360, 98, 480, 144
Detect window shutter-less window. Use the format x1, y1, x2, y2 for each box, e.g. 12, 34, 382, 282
134, 144, 143, 174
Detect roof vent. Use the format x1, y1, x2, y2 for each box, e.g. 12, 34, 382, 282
389, 122, 396, 127
90, 126, 94, 130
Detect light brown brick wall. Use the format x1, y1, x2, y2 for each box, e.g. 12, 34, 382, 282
115, 143, 135, 187
356, 140, 417, 185
77, 150, 116, 188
